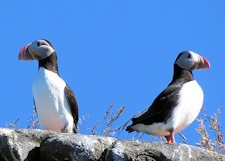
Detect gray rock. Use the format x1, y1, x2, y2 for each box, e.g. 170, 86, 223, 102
104, 140, 224, 161
40, 134, 116, 161
0, 128, 55, 161
0, 128, 224, 161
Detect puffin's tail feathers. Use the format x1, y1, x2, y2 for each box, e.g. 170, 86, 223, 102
126, 125, 134, 133
132, 117, 138, 122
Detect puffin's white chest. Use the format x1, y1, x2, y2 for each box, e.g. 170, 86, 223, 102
169, 80, 203, 132
32, 67, 73, 132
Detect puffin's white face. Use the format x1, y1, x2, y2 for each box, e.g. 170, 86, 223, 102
18, 39, 55, 61
175, 51, 210, 70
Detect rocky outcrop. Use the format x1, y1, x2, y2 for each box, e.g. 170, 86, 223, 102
0, 128, 224, 161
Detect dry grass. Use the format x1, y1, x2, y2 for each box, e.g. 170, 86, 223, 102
6, 104, 224, 155
177, 132, 187, 143
27, 108, 39, 129
79, 103, 127, 137
6, 118, 20, 128
101, 103, 126, 137
196, 107, 225, 154
79, 112, 92, 133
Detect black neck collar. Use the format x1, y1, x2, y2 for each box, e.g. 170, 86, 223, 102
38, 53, 59, 75
170, 64, 194, 85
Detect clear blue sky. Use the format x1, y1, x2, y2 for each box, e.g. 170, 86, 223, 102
0, 1, 224, 145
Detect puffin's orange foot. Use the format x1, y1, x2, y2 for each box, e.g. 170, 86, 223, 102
165, 131, 176, 143
165, 135, 172, 143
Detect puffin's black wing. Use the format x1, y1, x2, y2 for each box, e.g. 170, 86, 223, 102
64, 85, 79, 133
131, 84, 182, 126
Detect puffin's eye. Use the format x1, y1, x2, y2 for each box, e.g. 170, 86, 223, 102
188, 54, 191, 58
37, 42, 41, 46
37, 41, 47, 46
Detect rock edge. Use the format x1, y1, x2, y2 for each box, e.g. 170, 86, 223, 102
0, 128, 224, 161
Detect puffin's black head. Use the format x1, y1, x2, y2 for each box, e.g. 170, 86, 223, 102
19, 39, 59, 74
175, 51, 210, 70
18, 39, 55, 61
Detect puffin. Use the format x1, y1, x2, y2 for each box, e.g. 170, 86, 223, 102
126, 51, 210, 143
18, 39, 78, 133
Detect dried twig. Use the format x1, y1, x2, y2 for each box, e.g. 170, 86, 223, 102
104, 103, 114, 119
177, 132, 187, 143
7, 118, 20, 128
103, 106, 126, 136
91, 120, 99, 135
196, 107, 224, 154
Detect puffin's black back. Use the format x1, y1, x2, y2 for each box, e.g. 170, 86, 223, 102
128, 63, 194, 126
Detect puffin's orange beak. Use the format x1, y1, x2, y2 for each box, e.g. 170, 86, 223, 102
18, 45, 29, 60
201, 56, 210, 69
195, 56, 210, 70
18, 45, 35, 60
